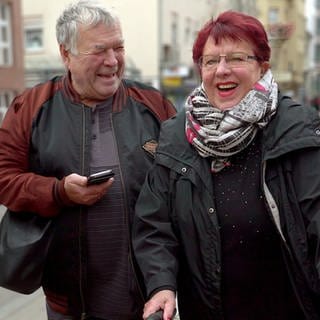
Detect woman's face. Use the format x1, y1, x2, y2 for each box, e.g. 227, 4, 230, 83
200, 37, 269, 110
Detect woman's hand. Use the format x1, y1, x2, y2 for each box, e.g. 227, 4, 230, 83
143, 290, 176, 320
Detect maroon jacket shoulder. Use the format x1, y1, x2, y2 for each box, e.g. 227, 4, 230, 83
0, 77, 64, 217
114, 80, 176, 121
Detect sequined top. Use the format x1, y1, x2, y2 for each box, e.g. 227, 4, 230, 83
213, 132, 304, 319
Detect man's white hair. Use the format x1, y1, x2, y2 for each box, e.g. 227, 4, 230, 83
56, 0, 120, 54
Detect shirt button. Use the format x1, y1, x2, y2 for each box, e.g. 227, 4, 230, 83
315, 128, 320, 135
208, 207, 215, 214
181, 167, 187, 173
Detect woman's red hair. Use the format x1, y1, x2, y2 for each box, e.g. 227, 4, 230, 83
193, 11, 270, 65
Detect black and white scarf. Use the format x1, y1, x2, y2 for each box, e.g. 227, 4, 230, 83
185, 69, 278, 173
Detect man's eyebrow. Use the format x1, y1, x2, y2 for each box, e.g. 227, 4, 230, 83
93, 44, 107, 49
93, 40, 124, 49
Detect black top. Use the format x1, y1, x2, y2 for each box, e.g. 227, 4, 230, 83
213, 132, 305, 320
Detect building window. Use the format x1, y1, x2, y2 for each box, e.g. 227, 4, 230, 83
0, 3, 13, 66
315, 44, 320, 63
268, 8, 279, 24
194, 19, 202, 38
24, 17, 43, 52
0, 90, 15, 123
171, 13, 178, 46
185, 17, 191, 43
316, 74, 320, 90
317, 17, 320, 35
25, 28, 43, 51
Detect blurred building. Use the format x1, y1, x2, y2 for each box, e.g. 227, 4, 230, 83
0, 0, 24, 123
256, 0, 307, 102
305, 0, 320, 106
0, 0, 312, 119
159, 0, 217, 109
21, 0, 219, 109
159, 0, 257, 109
21, 0, 260, 110
23, 0, 143, 89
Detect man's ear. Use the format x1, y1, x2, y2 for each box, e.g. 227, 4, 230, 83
59, 44, 71, 68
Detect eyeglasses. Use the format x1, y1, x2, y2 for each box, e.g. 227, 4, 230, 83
198, 52, 258, 70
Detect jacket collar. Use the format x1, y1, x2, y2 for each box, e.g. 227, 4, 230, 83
156, 110, 213, 195
62, 72, 126, 110
155, 93, 320, 194
62, 72, 83, 104
262, 94, 320, 161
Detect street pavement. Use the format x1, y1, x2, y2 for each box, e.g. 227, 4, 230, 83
0, 288, 46, 320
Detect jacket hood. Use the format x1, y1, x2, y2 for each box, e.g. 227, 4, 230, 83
262, 95, 320, 160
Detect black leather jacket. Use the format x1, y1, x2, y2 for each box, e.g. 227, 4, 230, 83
0, 74, 176, 317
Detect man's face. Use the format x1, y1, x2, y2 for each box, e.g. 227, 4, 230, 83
61, 22, 125, 106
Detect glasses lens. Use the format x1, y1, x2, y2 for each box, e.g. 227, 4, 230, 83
200, 55, 219, 68
228, 53, 247, 67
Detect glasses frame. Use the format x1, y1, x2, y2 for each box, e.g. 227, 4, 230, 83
198, 52, 259, 70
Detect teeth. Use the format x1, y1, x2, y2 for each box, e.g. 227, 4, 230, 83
218, 84, 236, 89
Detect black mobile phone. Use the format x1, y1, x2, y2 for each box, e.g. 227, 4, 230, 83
87, 169, 114, 185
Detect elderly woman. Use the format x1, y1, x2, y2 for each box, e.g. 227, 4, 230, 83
133, 10, 320, 320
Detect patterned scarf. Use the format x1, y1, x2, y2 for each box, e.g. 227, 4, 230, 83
185, 69, 278, 173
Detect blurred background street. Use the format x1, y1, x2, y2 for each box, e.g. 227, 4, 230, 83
1, 0, 319, 123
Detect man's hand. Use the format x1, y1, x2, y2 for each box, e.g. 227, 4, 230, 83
143, 290, 176, 320
64, 173, 114, 205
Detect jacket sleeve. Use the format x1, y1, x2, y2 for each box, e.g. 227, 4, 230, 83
0, 94, 62, 217
132, 164, 178, 297
290, 147, 320, 282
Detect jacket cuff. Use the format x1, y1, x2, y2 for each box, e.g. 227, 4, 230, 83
148, 286, 176, 299
53, 178, 76, 207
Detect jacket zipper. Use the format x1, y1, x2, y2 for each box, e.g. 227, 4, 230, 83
262, 161, 286, 241
262, 161, 309, 319
110, 112, 146, 303
79, 105, 87, 319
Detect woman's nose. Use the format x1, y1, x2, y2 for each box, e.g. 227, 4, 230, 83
215, 57, 231, 74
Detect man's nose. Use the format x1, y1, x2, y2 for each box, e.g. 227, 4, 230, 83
103, 49, 118, 66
